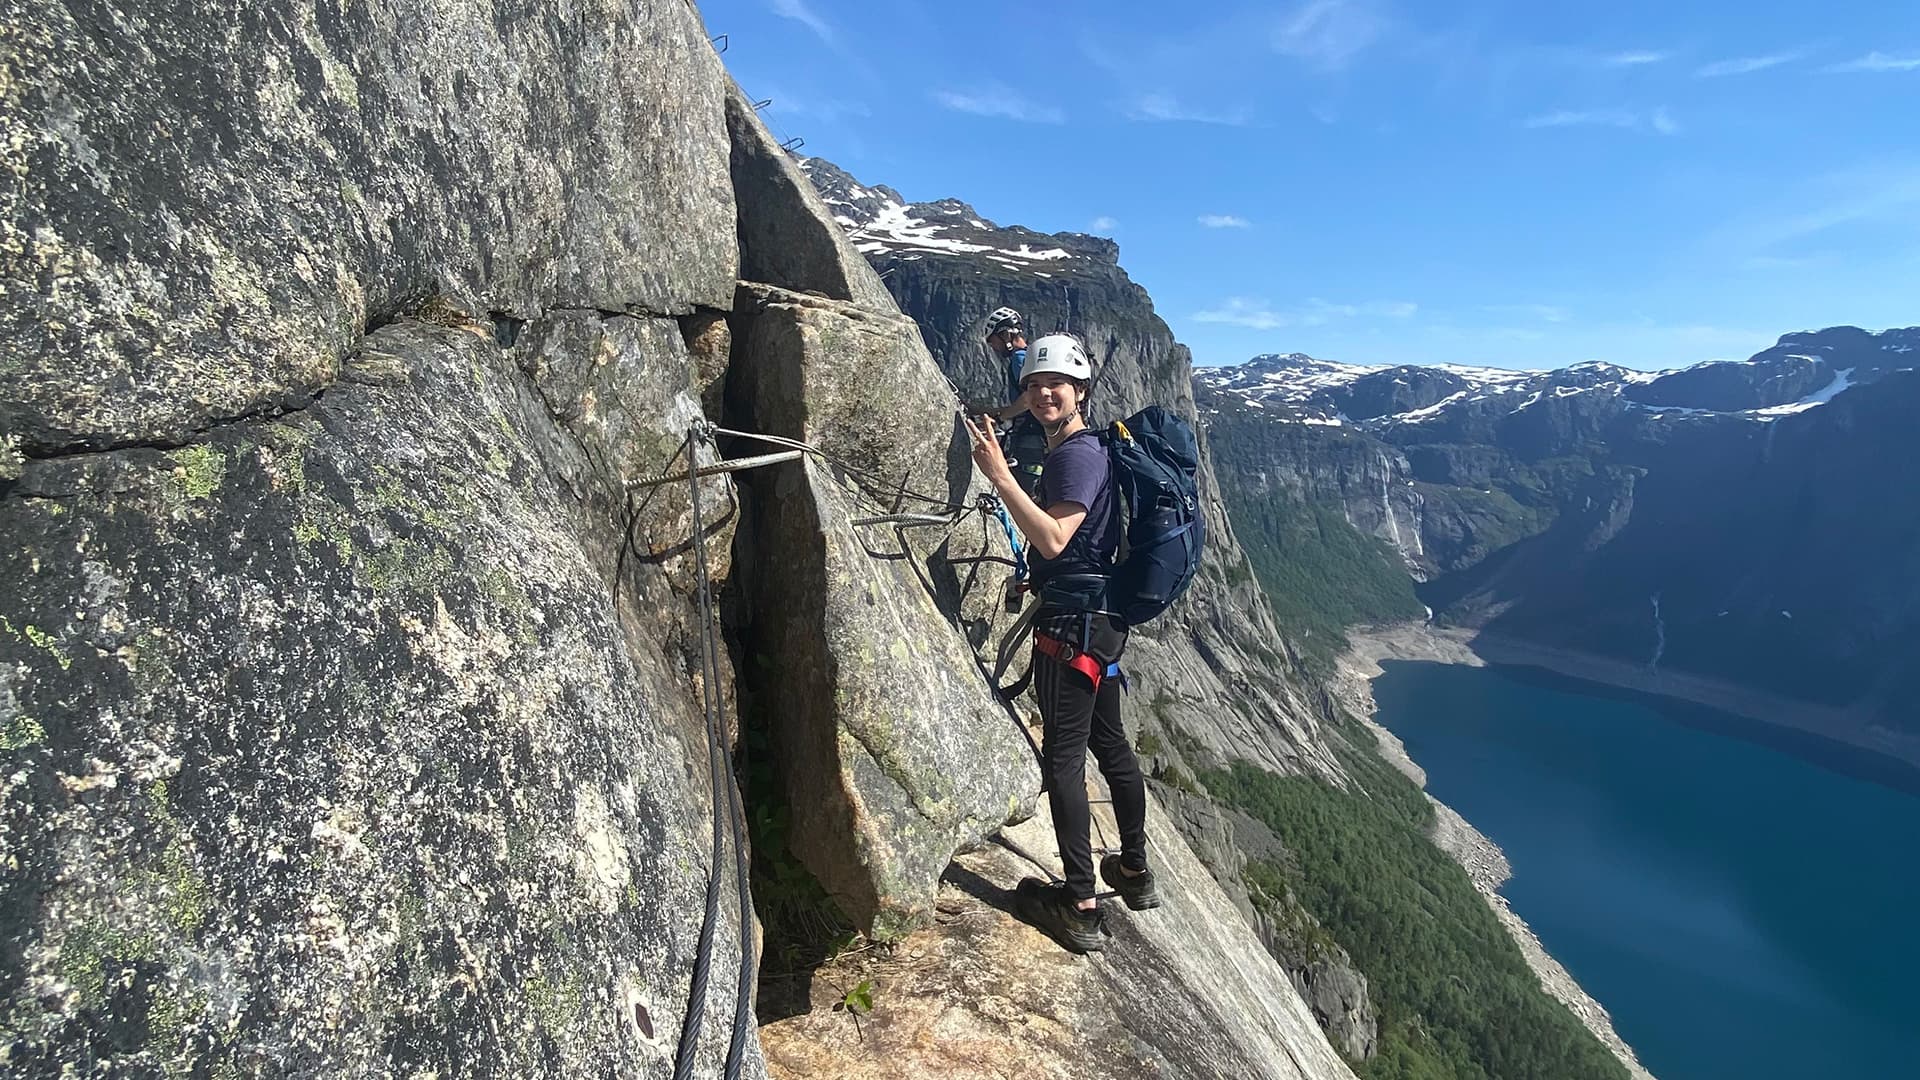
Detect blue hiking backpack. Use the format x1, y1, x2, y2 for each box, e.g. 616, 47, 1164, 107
1104, 406, 1206, 627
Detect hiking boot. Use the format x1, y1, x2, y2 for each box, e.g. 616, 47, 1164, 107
1013, 878, 1106, 954
1100, 854, 1162, 911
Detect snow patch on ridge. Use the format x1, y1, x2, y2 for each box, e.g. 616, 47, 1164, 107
1746, 368, 1856, 419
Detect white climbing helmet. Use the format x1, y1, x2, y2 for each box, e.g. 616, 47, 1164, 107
1019, 333, 1093, 386
985, 307, 1023, 336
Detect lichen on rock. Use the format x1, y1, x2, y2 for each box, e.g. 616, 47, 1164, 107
1, 313, 763, 1076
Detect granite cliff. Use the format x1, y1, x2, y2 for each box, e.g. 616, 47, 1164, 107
1, 3, 1364, 1078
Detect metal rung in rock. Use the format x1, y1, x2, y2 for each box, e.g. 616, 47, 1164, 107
627, 450, 805, 490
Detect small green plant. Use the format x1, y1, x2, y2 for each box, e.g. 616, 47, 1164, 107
832, 978, 875, 1040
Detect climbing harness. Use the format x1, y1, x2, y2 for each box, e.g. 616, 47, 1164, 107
1031, 632, 1123, 694
672, 426, 756, 1080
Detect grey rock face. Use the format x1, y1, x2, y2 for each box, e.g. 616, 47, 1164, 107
726, 88, 896, 312
1, 316, 763, 1078
2, 0, 737, 452
727, 284, 1032, 939
1, 1, 768, 1074
725, 95, 1034, 940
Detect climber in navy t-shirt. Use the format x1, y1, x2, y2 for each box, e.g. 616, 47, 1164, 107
962, 333, 1159, 956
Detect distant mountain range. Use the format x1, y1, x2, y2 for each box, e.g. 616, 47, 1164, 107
1199, 329, 1915, 428
1197, 328, 1920, 737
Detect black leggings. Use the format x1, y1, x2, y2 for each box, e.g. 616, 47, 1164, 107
1033, 609, 1149, 900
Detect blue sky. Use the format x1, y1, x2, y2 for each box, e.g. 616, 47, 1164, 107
702, 0, 1920, 370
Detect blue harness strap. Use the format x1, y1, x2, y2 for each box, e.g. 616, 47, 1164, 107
993, 498, 1027, 580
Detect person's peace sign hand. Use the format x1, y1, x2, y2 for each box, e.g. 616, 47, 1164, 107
962, 413, 1014, 490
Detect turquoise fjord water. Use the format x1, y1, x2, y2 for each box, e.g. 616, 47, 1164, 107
1371, 660, 1920, 1080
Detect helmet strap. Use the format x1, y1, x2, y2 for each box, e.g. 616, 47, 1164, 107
1043, 407, 1082, 443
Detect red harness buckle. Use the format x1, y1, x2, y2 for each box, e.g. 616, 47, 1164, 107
1034, 632, 1106, 690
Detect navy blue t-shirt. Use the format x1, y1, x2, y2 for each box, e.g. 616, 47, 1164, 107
1004, 347, 1027, 402
1029, 428, 1119, 584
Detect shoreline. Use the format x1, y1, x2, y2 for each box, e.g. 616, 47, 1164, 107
1357, 623, 1920, 783
1331, 627, 1657, 1080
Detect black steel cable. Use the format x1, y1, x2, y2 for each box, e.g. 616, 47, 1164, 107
671, 427, 757, 1080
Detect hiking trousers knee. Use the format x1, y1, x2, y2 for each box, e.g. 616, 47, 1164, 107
1033, 608, 1149, 901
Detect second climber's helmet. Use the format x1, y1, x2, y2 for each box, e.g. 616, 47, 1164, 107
1018, 333, 1093, 387
985, 307, 1023, 337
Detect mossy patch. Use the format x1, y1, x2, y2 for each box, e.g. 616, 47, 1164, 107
1, 714, 47, 750
524, 970, 587, 1036
372, 467, 455, 531
144, 981, 213, 1077
22, 624, 71, 670
138, 781, 213, 934
58, 922, 159, 1011
362, 537, 455, 596
480, 566, 539, 648
167, 445, 227, 501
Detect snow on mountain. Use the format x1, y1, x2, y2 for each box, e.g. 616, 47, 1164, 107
1195, 353, 1543, 425
800, 157, 1114, 275
1197, 327, 1920, 429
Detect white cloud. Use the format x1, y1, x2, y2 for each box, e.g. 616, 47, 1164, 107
1195, 298, 1288, 330
1484, 304, 1572, 323
1090, 216, 1119, 232
1524, 108, 1679, 135
1126, 93, 1251, 126
769, 0, 836, 47
1525, 109, 1639, 129
1826, 52, 1920, 73
1364, 300, 1420, 319
1716, 166, 1920, 251
1695, 53, 1798, 78
1605, 50, 1670, 66
933, 85, 1065, 124
1740, 253, 1831, 271
1273, 0, 1387, 71
1199, 214, 1252, 229
1194, 296, 1416, 330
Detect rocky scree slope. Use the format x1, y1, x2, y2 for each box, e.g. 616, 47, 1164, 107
0, 5, 1360, 1078
1198, 329, 1920, 729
